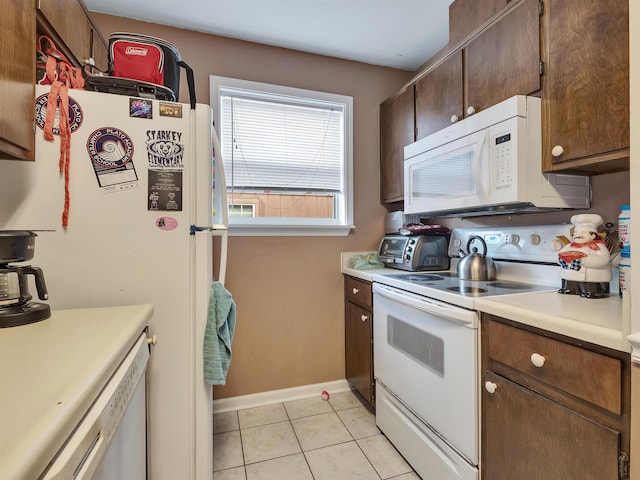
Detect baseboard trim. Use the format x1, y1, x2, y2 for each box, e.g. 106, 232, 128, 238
213, 379, 352, 414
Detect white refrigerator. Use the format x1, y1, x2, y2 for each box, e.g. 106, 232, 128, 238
0, 85, 228, 480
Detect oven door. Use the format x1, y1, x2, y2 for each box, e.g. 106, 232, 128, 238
373, 283, 479, 465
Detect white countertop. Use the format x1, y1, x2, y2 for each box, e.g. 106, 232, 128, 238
475, 291, 628, 352
341, 252, 630, 352
341, 251, 395, 281
628, 332, 640, 363
0, 304, 153, 480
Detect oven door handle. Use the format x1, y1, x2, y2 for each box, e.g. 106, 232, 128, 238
373, 283, 478, 327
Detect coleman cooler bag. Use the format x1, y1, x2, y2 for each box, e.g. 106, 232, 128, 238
102, 32, 195, 108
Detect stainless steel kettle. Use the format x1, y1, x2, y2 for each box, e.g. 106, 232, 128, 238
457, 235, 496, 280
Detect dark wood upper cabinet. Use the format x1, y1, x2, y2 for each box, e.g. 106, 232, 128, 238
38, 0, 92, 65
91, 28, 109, 72
380, 0, 630, 205
380, 87, 414, 204
541, 0, 629, 173
449, 0, 510, 47
415, 50, 463, 140
1, 0, 108, 162
414, 0, 540, 141
465, 0, 541, 114
0, 0, 36, 161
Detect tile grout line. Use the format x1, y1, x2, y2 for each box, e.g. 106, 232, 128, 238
215, 392, 416, 479
333, 404, 384, 480
235, 409, 247, 477
283, 401, 319, 480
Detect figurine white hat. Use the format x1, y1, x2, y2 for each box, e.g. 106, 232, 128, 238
570, 213, 603, 232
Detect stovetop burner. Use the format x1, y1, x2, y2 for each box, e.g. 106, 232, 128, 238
485, 281, 534, 290
384, 272, 455, 284
373, 224, 576, 309
382, 272, 549, 294
375, 271, 555, 308
447, 286, 488, 294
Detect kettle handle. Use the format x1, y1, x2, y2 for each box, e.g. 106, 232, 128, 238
466, 235, 488, 257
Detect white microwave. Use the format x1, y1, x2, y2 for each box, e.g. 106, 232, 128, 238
403, 96, 591, 217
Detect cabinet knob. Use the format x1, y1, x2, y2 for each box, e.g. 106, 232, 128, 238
530, 353, 546, 367
485, 381, 498, 394
147, 334, 158, 346
467, 106, 477, 115
450, 114, 459, 123
360, 314, 368, 322
551, 145, 565, 157
352, 287, 359, 295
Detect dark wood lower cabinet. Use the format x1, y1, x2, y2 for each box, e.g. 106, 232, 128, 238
344, 275, 374, 406
481, 315, 630, 479
483, 371, 621, 479
345, 301, 373, 405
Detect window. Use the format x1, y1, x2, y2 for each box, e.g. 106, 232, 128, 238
228, 203, 255, 218
210, 76, 354, 236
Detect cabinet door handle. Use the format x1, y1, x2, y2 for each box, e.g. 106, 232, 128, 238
352, 287, 359, 295
551, 145, 565, 157
530, 353, 546, 367
360, 314, 368, 322
467, 106, 477, 115
485, 381, 498, 394
450, 114, 459, 123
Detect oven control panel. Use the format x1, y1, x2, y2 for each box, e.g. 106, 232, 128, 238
449, 224, 573, 263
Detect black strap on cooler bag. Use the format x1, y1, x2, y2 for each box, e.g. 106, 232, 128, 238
178, 60, 196, 109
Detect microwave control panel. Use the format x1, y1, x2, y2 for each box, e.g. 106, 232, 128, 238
493, 132, 513, 190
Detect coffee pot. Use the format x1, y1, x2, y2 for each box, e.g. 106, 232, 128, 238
0, 231, 51, 327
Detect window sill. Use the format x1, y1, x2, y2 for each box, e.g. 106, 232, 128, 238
228, 224, 355, 237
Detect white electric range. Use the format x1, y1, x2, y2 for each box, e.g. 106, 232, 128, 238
370, 224, 583, 480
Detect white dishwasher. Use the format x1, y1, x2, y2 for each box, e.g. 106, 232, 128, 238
0, 304, 154, 480
42, 333, 149, 479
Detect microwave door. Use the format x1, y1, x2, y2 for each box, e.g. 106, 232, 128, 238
404, 129, 490, 215
471, 129, 489, 202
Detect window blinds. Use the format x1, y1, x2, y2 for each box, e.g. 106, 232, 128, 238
219, 89, 344, 192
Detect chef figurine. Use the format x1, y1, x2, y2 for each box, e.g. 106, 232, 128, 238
557, 213, 611, 298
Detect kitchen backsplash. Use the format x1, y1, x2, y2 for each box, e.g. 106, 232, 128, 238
421, 170, 629, 230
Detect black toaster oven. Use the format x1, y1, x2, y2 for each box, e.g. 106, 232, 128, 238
377, 234, 450, 271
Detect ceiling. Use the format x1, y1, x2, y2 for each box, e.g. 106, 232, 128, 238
83, 0, 454, 71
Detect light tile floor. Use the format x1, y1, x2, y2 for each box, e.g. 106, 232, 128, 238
213, 389, 422, 480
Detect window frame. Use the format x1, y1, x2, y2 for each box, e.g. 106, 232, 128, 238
210, 76, 354, 237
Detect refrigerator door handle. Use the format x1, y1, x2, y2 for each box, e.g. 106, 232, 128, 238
190, 225, 210, 235
216, 230, 228, 286
190, 225, 228, 286
189, 225, 226, 235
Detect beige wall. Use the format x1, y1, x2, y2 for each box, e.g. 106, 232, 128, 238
92, 14, 412, 399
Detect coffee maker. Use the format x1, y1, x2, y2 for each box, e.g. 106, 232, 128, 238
0, 231, 51, 328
